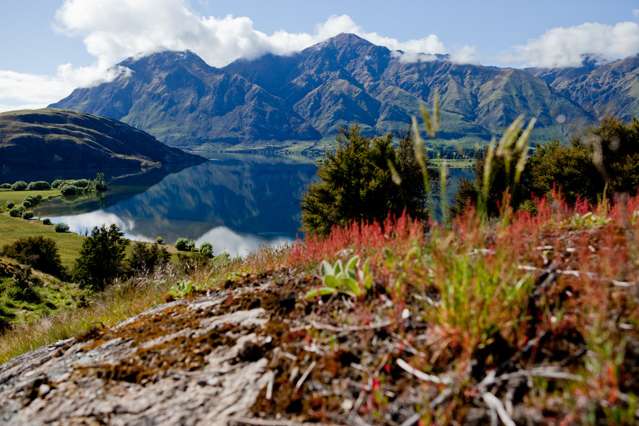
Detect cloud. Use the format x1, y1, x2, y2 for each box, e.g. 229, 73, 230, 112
634, 9, 639, 18
54, 1, 447, 67
0, 0, 451, 111
506, 21, 639, 67
451, 46, 479, 64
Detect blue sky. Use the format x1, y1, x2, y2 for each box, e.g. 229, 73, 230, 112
1, 0, 639, 111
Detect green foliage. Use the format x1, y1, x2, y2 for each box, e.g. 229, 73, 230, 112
306, 256, 373, 299
175, 238, 195, 252
155, 236, 164, 245
60, 185, 80, 197
51, 180, 64, 189
302, 126, 427, 235
8, 267, 41, 303
54, 223, 70, 233
10, 181, 27, 191
128, 242, 170, 274
1, 237, 67, 279
0, 183, 11, 190
42, 218, 52, 226
458, 118, 639, 215
21, 211, 34, 220
9, 207, 24, 218
169, 280, 195, 299
6, 202, 14, 209
72, 179, 91, 189
26, 181, 50, 191
74, 225, 129, 291
199, 242, 214, 258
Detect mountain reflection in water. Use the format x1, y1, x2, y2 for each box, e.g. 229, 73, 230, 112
37, 156, 317, 257
36, 155, 474, 257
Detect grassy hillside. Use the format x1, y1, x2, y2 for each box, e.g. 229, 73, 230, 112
0, 189, 60, 205
0, 109, 204, 181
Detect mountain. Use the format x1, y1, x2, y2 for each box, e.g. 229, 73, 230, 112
529, 55, 639, 122
0, 109, 205, 181
51, 33, 638, 152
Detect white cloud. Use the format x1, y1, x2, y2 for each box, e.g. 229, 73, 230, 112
0, 0, 451, 111
507, 21, 639, 67
451, 46, 479, 64
633, 9, 639, 18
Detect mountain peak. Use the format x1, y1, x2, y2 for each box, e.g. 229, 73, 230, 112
306, 33, 375, 52
119, 50, 213, 71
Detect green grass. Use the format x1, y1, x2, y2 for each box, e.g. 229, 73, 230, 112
0, 189, 61, 205
0, 214, 84, 269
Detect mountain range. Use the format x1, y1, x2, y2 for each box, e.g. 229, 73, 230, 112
50, 33, 639, 153
0, 109, 204, 182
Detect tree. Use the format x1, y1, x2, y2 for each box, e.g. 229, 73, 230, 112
74, 225, 129, 290
1, 237, 66, 279
456, 117, 639, 215
302, 126, 427, 235
129, 242, 170, 274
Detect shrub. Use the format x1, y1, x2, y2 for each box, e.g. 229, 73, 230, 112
1, 237, 66, 279
156, 236, 164, 245
42, 218, 52, 225
60, 185, 80, 197
74, 225, 129, 291
22, 195, 39, 209
27, 181, 50, 191
73, 179, 91, 189
0, 183, 11, 190
54, 223, 69, 233
302, 126, 427, 235
11, 181, 27, 191
21, 211, 34, 220
199, 242, 214, 258
9, 207, 24, 218
175, 238, 195, 252
8, 267, 41, 303
6, 202, 14, 209
457, 117, 639, 215
128, 242, 170, 274
51, 179, 64, 189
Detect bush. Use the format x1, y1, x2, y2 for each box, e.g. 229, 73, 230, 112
54, 223, 70, 233
11, 181, 27, 191
456, 118, 639, 215
9, 207, 24, 218
21, 211, 34, 220
51, 179, 64, 189
42, 218, 52, 225
60, 185, 80, 197
74, 225, 129, 291
73, 179, 91, 189
128, 242, 170, 274
22, 196, 39, 209
27, 181, 51, 191
156, 236, 164, 245
1, 237, 66, 279
199, 242, 214, 258
8, 267, 40, 303
302, 126, 427, 235
175, 238, 195, 252
6, 202, 14, 209
0, 183, 11, 190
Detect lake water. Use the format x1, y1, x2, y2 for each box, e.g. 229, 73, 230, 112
34, 155, 473, 257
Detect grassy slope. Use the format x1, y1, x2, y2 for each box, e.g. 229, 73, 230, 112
0, 189, 61, 204
0, 214, 84, 270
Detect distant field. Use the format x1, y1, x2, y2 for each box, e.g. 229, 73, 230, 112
0, 214, 84, 269
0, 189, 61, 205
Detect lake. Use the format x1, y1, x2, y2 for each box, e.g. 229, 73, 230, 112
34, 155, 473, 257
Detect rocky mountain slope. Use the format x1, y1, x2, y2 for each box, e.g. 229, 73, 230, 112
0, 109, 205, 181
51, 33, 639, 151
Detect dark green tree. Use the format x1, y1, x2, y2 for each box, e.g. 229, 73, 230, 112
128, 242, 170, 274
302, 126, 427, 235
74, 225, 129, 290
2, 237, 66, 279
456, 117, 639, 215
